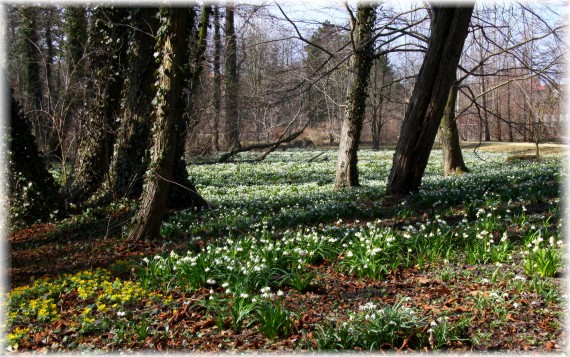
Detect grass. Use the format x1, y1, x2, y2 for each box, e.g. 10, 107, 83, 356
5, 147, 566, 352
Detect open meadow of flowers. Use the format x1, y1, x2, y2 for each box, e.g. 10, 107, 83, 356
4, 148, 566, 352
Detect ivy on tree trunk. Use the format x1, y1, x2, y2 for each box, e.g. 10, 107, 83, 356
68, 7, 129, 205
128, 7, 207, 241
103, 8, 160, 201
335, 4, 377, 188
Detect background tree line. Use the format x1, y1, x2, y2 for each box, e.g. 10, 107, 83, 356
7, 2, 564, 238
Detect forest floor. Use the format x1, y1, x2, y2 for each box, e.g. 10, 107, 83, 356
5, 147, 567, 353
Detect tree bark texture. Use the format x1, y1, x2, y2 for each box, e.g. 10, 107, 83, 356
128, 7, 189, 241
212, 5, 222, 152
104, 8, 159, 200
68, 7, 129, 204
335, 4, 377, 188
9, 93, 64, 223
179, 5, 210, 158
18, 7, 44, 149
370, 56, 389, 149
441, 78, 469, 176
386, 4, 474, 195
64, 5, 88, 78
479, 66, 491, 141
223, 4, 240, 151
168, 7, 210, 210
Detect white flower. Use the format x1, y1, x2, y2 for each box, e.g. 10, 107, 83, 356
240, 293, 249, 299
222, 282, 230, 288
206, 279, 216, 285
277, 290, 284, 297
117, 311, 126, 317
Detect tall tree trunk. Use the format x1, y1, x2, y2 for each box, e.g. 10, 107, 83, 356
495, 89, 502, 141
103, 8, 160, 200
60, 5, 88, 165
479, 61, 491, 141
43, 7, 59, 158
371, 57, 387, 150
181, 5, 211, 158
386, 4, 474, 195
19, 7, 44, 151
441, 78, 469, 176
128, 7, 190, 241
64, 5, 88, 78
9, 92, 64, 224
335, 4, 377, 188
212, 5, 222, 152
507, 81, 514, 142
224, 4, 240, 151
168, 6, 210, 210
68, 7, 129, 204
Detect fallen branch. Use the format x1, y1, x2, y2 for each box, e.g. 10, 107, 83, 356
217, 107, 307, 163
307, 151, 325, 162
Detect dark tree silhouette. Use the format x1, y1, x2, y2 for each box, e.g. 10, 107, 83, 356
387, 4, 474, 195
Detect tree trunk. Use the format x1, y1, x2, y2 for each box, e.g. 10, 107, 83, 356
168, 6, 210, 210
507, 81, 514, 142
9, 92, 64, 224
64, 5, 88, 78
68, 7, 129, 204
441, 78, 469, 176
128, 7, 190, 241
104, 8, 159, 200
212, 5, 222, 152
224, 4, 240, 151
371, 56, 388, 150
495, 90, 502, 141
19, 7, 44, 152
335, 4, 377, 188
479, 62, 491, 141
43, 8, 59, 158
386, 4, 474, 195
